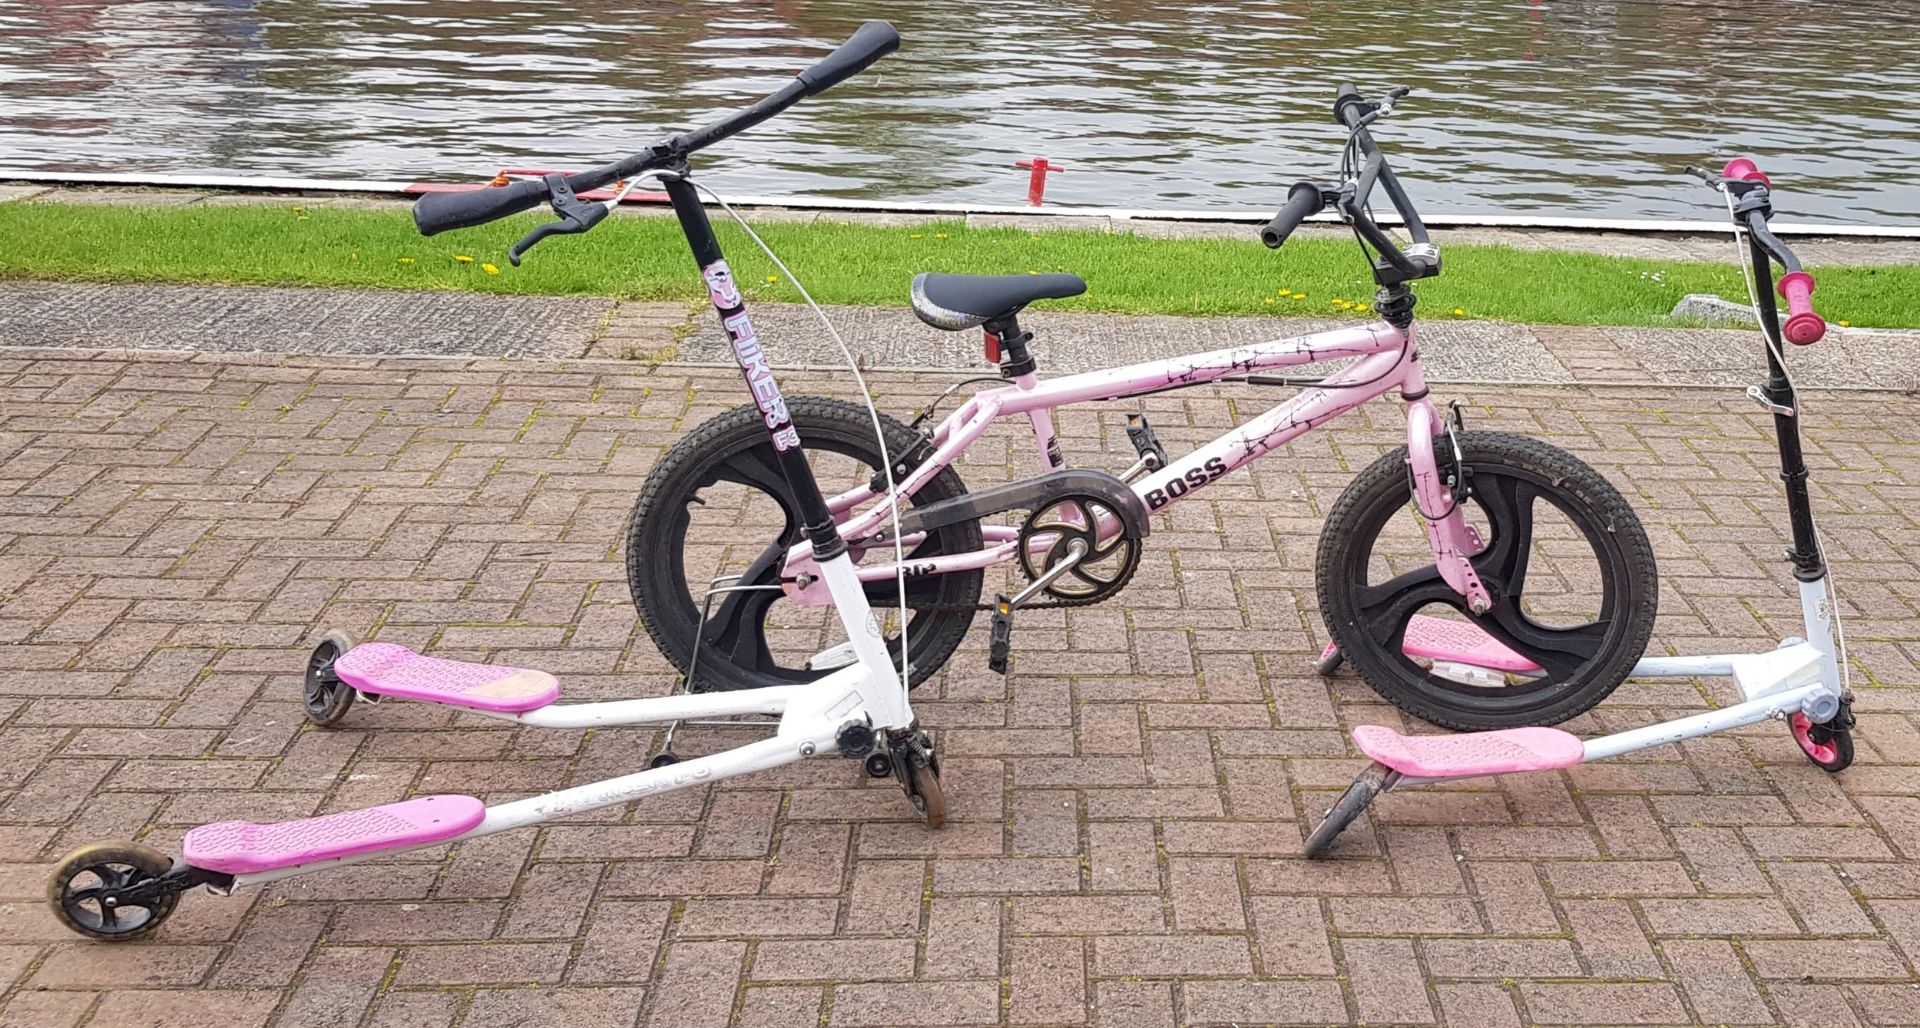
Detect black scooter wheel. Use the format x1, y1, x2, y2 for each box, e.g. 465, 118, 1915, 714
303, 629, 357, 727
47, 842, 179, 941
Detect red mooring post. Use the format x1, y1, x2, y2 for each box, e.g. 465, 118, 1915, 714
1014, 157, 1059, 206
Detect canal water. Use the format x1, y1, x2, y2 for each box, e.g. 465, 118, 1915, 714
3, 0, 1917, 223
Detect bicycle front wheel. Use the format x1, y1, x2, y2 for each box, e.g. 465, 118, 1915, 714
1316, 431, 1657, 729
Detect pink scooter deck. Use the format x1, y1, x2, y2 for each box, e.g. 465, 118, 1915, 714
1318, 615, 1543, 674
334, 643, 559, 713
1353, 725, 1584, 779
1402, 615, 1542, 672
183, 794, 487, 874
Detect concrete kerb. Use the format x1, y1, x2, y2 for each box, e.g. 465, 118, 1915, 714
1, 344, 1909, 398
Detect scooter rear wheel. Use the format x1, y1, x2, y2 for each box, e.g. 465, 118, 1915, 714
47, 842, 178, 941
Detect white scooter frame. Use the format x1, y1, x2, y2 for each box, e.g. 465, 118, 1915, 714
44, 21, 939, 941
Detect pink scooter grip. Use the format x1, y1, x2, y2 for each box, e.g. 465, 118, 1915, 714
1722, 157, 1772, 188
1776, 270, 1825, 345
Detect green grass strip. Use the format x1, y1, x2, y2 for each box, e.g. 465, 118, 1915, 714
1, 200, 1913, 328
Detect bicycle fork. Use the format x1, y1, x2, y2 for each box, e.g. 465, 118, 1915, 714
1403, 389, 1492, 613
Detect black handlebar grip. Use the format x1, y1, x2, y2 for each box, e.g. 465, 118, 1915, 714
795, 20, 901, 96
1261, 183, 1324, 249
413, 179, 550, 237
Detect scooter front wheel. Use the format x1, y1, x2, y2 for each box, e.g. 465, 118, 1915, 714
1791, 710, 1855, 772
1304, 763, 1391, 859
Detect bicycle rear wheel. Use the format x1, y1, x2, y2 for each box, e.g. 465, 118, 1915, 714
626, 397, 983, 692
1316, 431, 1657, 730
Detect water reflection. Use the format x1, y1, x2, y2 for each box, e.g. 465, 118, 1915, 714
1, 0, 1917, 222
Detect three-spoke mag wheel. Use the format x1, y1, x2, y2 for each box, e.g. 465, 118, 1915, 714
1317, 432, 1658, 730
626, 398, 984, 693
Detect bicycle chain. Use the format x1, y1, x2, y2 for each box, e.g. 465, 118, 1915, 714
912, 593, 1109, 615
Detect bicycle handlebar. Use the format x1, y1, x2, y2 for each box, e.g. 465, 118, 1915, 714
1262, 85, 1438, 286
414, 20, 901, 240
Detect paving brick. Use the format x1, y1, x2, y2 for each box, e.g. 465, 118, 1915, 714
0, 991, 97, 1028
464, 987, 648, 1028
1743, 938, 1914, 981
1180, 980, 1349, 1026
1090, 982, 1175, 1028
28, 944, 219, 989
1093, 935, 1253, 977
273, 946, 391, 1028
753, 938, 917, 981
1518, 982, 1690, 1025
393, 942, 571, 985
1660, 939, 1773, 1025
830, 981, 1001, 1027
1343, 936, 1435, 1024
646, 940, 745, 1028
1008, 937, 1086, 1025
89, 989, 279, 1028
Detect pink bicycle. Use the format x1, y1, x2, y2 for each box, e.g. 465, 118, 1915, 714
627, 84, 1660, 735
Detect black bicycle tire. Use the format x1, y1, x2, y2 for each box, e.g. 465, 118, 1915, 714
1316, 431, 1658, 730
626, 397, 983, 692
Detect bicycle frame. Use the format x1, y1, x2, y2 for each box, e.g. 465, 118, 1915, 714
780, 319, 1488, 612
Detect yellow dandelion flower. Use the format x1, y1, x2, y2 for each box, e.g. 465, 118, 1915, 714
291, 205, 305, 213
1293, 292, 1307, 300
482, 263, 499, 275
1266, 298, 1276, 305
911, 233, 924, 239
765, 274, 778, 283
455, 255, 474, 264
1277, 289, 1293, 298
935, 233, 949, 239
398, 257, 415, 265
1452, 307, 1466, 316
1838, 319, 1851, 327
296, 214, 309, 222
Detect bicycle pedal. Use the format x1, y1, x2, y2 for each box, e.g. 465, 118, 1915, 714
1125, 413, 1167, 470
987, 593, 1014, 674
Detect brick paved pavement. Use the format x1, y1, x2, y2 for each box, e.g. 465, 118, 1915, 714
2, 348, 1918, 1027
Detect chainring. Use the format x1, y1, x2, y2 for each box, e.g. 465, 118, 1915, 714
1014, 494, 1142, 605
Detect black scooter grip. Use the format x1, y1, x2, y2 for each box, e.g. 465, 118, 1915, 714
413, 179, 550, 236
795, 20, 901, 97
